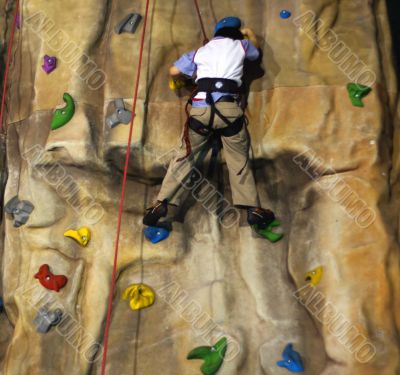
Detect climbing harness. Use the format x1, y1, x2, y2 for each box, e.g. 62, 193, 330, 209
0, 0, 20, 133
100, 0, 151, 373
179, 78, 245, 167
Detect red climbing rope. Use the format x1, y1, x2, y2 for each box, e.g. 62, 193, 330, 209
100, 0, 150, 373
0, 0, 20, 133
193, 0, 209, 44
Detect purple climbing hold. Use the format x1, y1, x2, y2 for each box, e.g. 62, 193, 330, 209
16, 14, 20, 29
280, 10, 292, 19
42, 55, 57, 74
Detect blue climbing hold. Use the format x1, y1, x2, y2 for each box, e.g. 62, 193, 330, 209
0, 297, 3, 312
277, 343, 304, 373
280, 10, 292, 19
144, 226, 170, 244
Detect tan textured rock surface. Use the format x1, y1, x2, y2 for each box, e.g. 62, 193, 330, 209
0, 0, 399, 374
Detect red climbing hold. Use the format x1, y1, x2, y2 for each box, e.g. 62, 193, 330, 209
34, 264, 68, 292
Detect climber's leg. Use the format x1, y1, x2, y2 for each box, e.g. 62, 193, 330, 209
212, 102, 256, 207
157, 107, 211, 205
215, 102, 276, 227
221, 129, 276, 226
220, 125, 259, 206
144, 107, 212, 226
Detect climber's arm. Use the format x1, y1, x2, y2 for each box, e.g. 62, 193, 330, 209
169, 65, 182, 78
240, 27, 263, 63
170, 50, 197, 78
241, 27, 259, 49
169, 50, 197, 90
240, 39, 261, 62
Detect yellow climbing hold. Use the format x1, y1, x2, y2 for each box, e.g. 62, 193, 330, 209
169, 77, 186, 90
122, 284, 155, 311
64, 227, 91, 247
305, 266, 323, 287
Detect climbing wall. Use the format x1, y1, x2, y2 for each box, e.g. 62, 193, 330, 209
0, 0, 399, 374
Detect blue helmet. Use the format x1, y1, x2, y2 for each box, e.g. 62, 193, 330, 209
214, 17, 241, 34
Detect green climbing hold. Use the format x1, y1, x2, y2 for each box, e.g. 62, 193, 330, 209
253, 219, 284, 243
187, 337, 228, 375
51, 93, 75, 130
346, 83, 371, 107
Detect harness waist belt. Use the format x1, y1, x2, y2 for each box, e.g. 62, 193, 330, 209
196, 78, 240, 93
189, 116, 244, 138
217, 95, 236, 103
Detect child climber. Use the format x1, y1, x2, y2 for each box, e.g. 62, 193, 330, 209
143, 17, 276, 228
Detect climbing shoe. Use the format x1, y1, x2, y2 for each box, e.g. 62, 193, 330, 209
143, 200, 168, 226
247, 207, 275, 228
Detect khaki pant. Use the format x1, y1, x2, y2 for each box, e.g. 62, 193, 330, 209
157, 102, 260, 207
